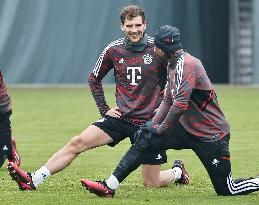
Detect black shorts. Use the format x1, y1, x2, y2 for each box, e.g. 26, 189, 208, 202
0, 111, 12, 167
93, 116, 167, 165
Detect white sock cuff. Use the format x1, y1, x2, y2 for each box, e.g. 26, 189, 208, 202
39, 166, 51, 177
105, 174, 120, 190
172, 167, 182, 180
31, 166, 51, 187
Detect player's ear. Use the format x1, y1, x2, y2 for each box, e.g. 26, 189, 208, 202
143, 21, 147, 31
121, 24, 125, 32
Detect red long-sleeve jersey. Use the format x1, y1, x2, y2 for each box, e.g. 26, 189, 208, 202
154, 52, 230, 142
0, 70, 11, 113
88, 36, 167, 125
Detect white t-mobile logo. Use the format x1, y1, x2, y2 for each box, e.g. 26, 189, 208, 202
127, 67, 141, 85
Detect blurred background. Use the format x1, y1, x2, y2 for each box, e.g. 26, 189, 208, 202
0, 0, 258, 84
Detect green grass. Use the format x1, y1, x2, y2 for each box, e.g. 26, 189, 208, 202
1, 85, 259, 205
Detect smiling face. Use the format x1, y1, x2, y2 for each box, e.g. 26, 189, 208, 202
121, 15, 146, 43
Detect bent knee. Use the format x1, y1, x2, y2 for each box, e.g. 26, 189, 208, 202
214, 186, 232, 196
216, 190, 232, 196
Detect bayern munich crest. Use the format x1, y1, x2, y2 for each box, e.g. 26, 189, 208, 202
143, 54, 153, 64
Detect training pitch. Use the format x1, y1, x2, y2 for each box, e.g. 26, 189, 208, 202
0, 85, 259, 205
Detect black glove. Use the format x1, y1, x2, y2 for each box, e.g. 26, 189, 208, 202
140, 121, 161, 135
134, 129, 145, 143
133, 129, 154, 146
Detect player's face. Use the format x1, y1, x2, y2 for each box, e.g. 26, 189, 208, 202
121, 16, 146, 43
154, 46, 166, 59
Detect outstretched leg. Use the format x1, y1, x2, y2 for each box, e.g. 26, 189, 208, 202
8, 125, 113, 190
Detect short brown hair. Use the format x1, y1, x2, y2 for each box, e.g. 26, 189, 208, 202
120, 5, 146, 25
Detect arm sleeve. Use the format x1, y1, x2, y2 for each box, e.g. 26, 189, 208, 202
152, 79, 172, 125
158, 63, 196, 133
88, 47, 114, 116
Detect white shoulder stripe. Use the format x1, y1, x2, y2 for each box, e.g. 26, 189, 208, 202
93, 38, 124, 77
175, 55, 185, 94
148, 36, 154, 43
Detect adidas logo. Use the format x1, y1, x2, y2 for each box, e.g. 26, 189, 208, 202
212, 158, 219, 167
3, 145, 8, 151
119, 58, 124, 64
156, 154, 162, 160
96, 118, 106, 123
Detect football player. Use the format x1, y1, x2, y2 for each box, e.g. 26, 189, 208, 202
0, 70, 20, 168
